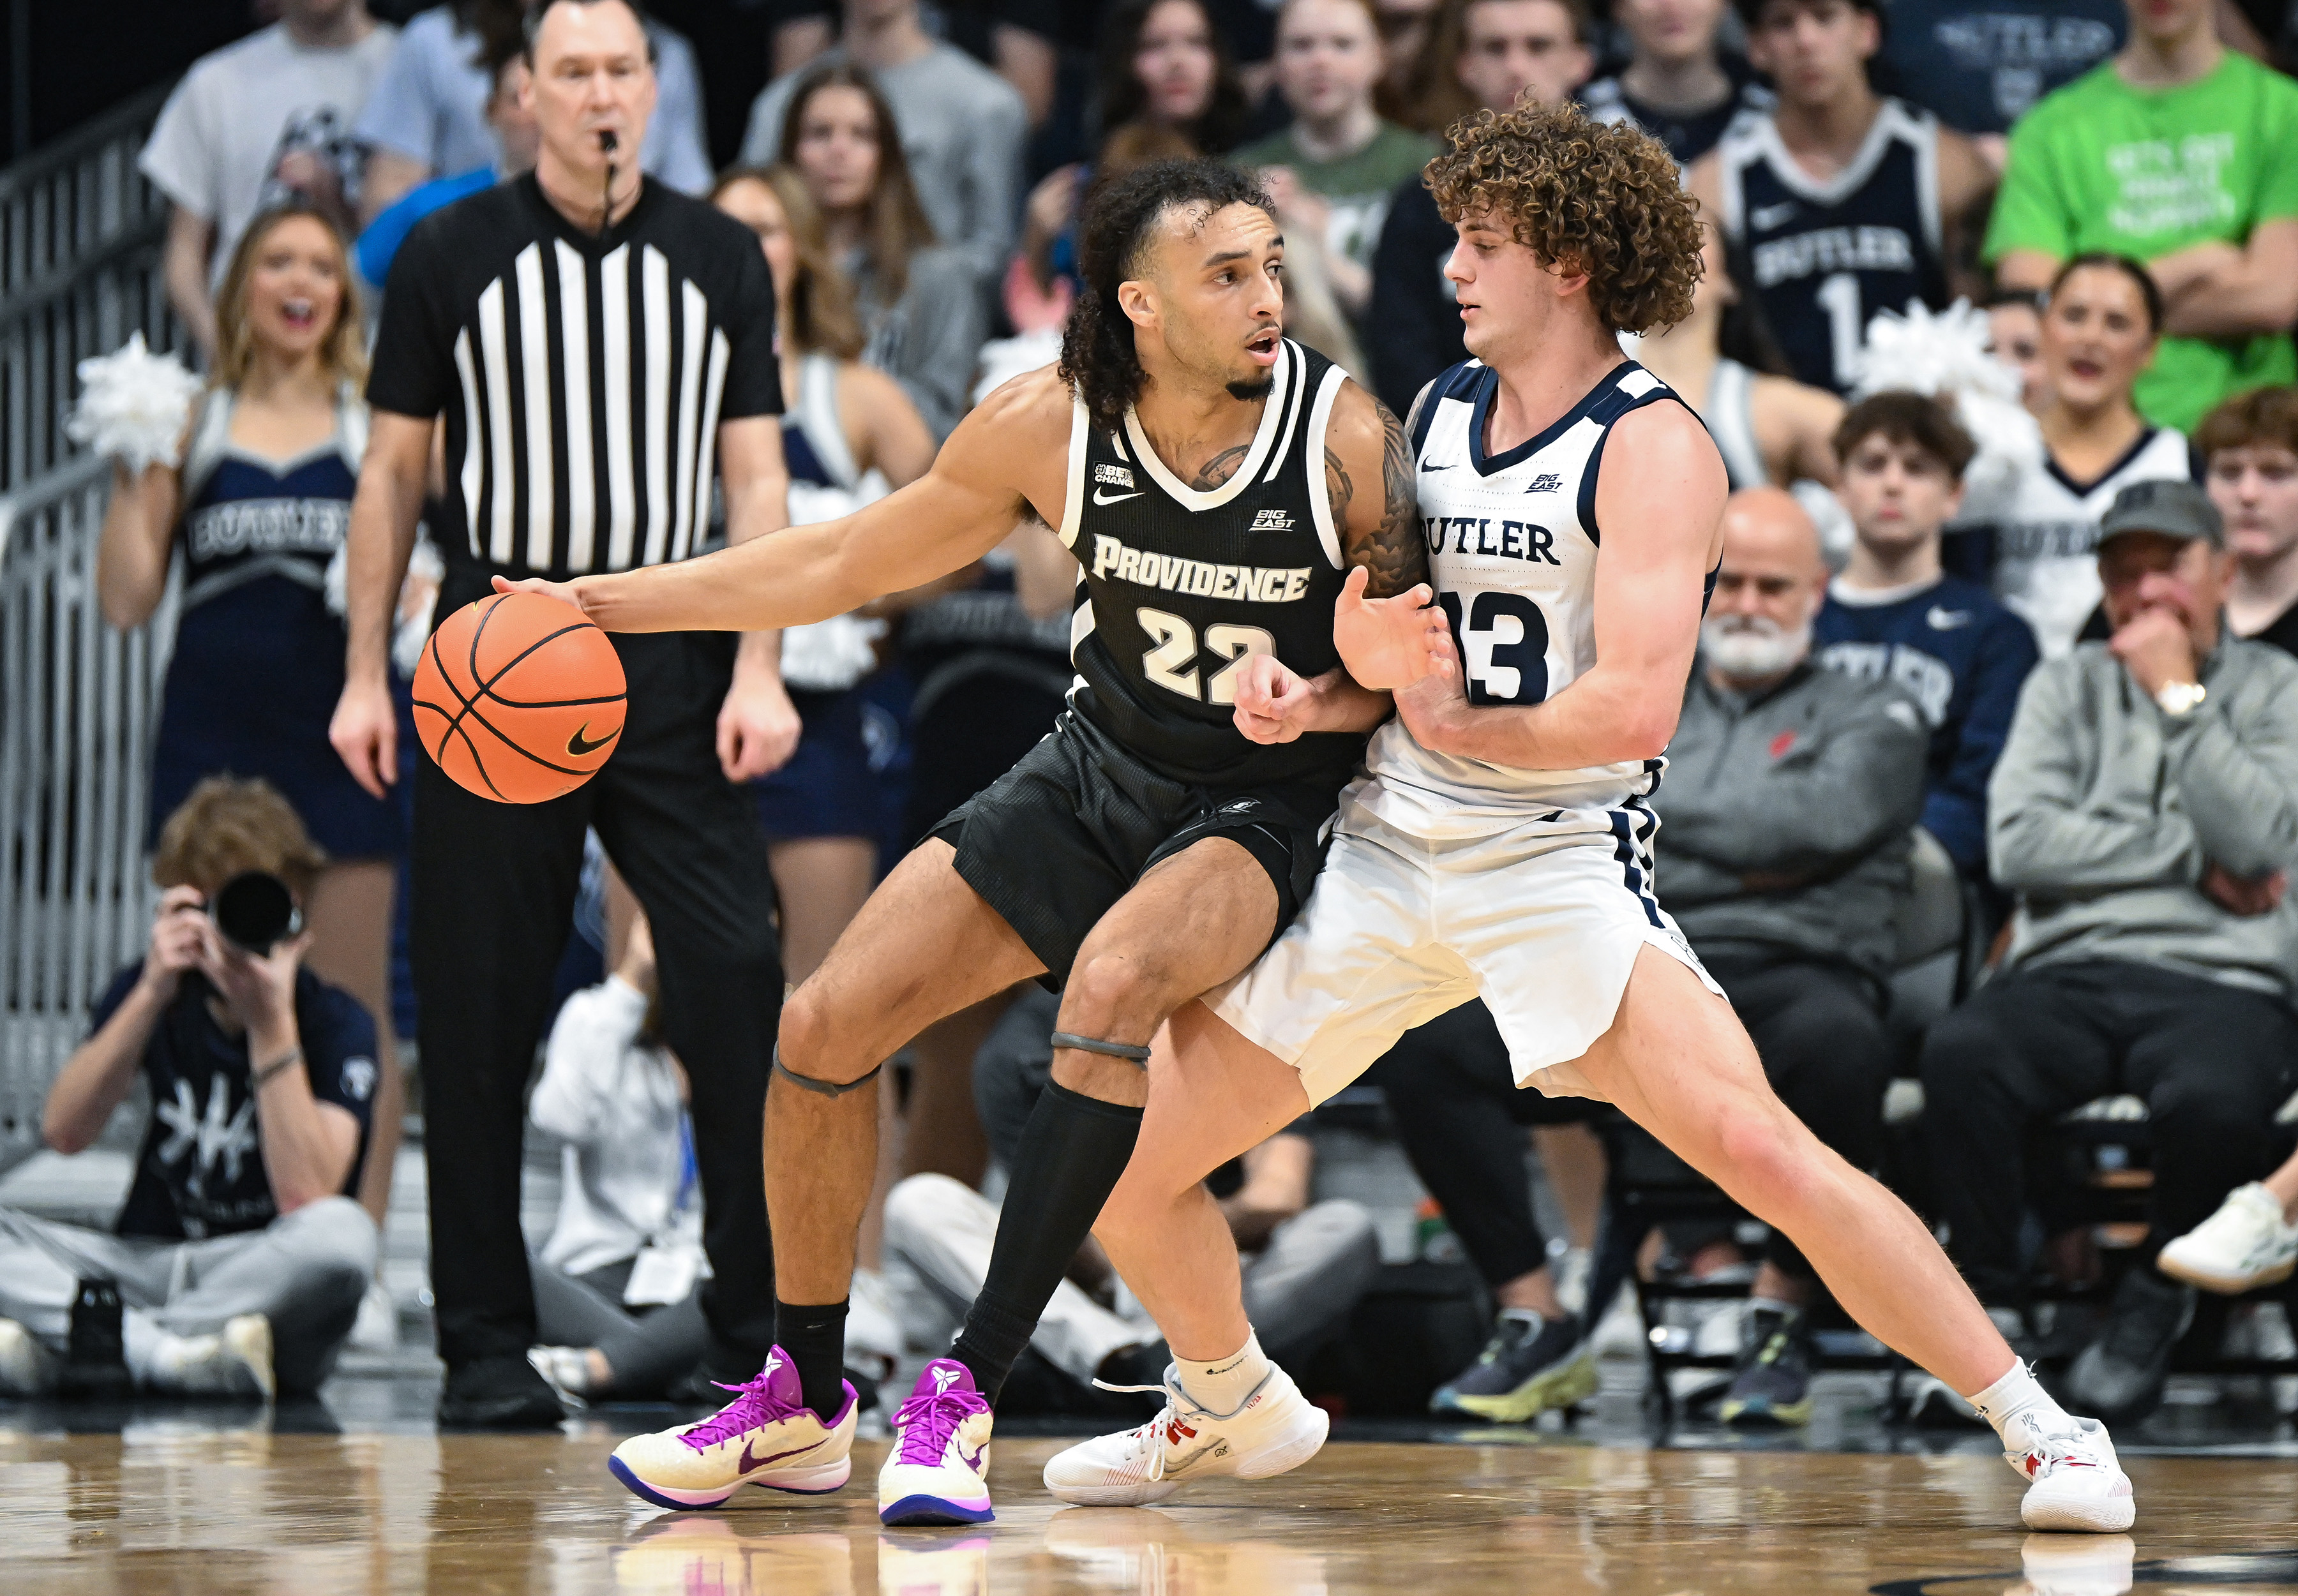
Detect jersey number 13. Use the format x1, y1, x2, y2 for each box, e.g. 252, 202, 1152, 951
1438, 590, 1550, 706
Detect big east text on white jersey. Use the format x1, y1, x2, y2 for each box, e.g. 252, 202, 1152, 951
1358, 359, 1708, 835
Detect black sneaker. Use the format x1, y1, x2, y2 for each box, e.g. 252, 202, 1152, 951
439, 1355, 567, 1429
59, 1279, 133, 1401
1720, 1306, 1815, 1427
1429, 1310, 1598, 1423
2065, 1267, 2194, 1425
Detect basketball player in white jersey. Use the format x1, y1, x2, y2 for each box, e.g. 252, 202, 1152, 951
1040, 100, 2137, 1536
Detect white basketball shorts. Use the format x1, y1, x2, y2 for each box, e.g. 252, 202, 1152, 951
1211, 791, 1724, 1107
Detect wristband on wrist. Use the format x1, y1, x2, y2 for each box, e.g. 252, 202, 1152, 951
251, 1047, 304, 1090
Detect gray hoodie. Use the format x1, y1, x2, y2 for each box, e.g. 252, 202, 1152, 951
1988, 637, 2298, 997
1656, 660, 1930, 978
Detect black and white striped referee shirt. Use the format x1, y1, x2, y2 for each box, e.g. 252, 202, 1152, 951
367, 172, 781, 578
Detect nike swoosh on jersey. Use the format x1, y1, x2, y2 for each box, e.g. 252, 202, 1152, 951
1093, 487, 1144, 505
739, 1436, 825, 1473
1926, 606, 1972, 630
1751, 201, 1799, 230
567, 722, 617, 756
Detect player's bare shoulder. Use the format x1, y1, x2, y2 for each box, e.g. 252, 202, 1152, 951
1321, 378, 1427, 599
1596, 395, 1731, 553
943, 362, 1078, 526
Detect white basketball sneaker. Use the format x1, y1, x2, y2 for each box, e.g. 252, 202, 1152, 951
2004, 1412, 2136, 1533
2157, 1182, 2298, 1295
879, 1359, 996, 1526
1042, 1362, 1328, 1507
608, 1348, 857, 1509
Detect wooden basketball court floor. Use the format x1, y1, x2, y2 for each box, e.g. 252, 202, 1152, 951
4, 1428, 2295, 1595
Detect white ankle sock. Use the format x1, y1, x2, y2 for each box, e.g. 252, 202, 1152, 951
1967, 1359, 2076, 1449
1174, 1329, 1271, 1416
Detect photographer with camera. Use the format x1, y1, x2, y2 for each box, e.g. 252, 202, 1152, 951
0, 777, 379, 1401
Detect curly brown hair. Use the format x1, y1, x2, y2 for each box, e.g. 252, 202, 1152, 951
1424, 99, 1702, 335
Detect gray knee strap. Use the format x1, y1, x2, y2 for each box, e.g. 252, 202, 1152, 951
1050, 1031, 1152, 1066
772, 1046, 884, 1098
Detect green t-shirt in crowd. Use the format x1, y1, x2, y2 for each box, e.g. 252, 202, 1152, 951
1984, 50, 2298, 432
1233, 121, 1437, 274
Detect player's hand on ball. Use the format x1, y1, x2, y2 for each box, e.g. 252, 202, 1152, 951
1232, 653, 1312, 743
492, 572, 595, 620
717, 670, 802, 782
1332, 565, 1457, 690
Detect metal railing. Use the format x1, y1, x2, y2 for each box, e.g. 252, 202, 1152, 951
0, 85, 182, 1174
1, 82, 175, 495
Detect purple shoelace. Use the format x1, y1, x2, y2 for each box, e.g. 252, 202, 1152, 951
893, 1384, 989, 1467
681, 1372, 800, 1452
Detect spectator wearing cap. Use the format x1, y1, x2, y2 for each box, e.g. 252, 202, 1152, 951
1920, 477, 2298, 1428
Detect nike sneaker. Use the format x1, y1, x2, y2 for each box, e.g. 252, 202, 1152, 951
608, 1348, 857, 1509
2157, 1182, 2298, 1295
878, 1358, 996, 1526
2004, 1412, 2137, 1533
1429, 1309, 1597, 1423
1041, 1361, 1327, 1507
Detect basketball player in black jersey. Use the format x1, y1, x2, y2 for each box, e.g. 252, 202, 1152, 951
1689, 0, 1994, 394
502, 159, 1446, 1525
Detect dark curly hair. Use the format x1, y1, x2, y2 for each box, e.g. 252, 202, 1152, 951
1425, 99, 1702, 335
1059, 159, 1275, 435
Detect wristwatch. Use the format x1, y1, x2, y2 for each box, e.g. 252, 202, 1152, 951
2155, 680, 2207, 717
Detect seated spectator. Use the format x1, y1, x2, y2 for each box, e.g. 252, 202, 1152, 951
1983, 288, 2050, 415
1814, 394, 2041, 881
523, 917, 710, 1403
354, 29, 540, 292
139, 0, 398, 361
96, 203, 406, 1246
1986, 0, 2298, 433
1363, 1001, 1605, 1423
2209, 386, 2298, 652
740, 0, 1030, 294
709, 165, 936, 984
1634, 222, 1845, 492
1365, 0, 1589, 412
1873, 0, 2123, 164
1233, 0, 1437, 325
1013, 0, 1254, 320
1582, 0, 1772, 167
0, 779, 378, 1401
1921, 479, 2298, 1424
1655, 487, 1928, 1425
1689, 0, 1995, 394
772, 63, 988, 439
883, 989, 1381, 1407
1988, 255, 2193, 659
356, 0, 711, 226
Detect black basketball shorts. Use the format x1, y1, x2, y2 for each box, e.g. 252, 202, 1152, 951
929, 709, 1344, 983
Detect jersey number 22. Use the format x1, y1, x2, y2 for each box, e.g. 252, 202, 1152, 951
1137, 606, 1275, 705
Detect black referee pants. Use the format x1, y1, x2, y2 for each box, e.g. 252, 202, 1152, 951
412, 585, 781, 1370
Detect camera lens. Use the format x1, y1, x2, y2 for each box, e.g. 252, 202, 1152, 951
213, 872, 299, 955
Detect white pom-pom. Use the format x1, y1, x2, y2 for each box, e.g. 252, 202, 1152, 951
1850, 300, 2042, 523
65, 332, 205, 473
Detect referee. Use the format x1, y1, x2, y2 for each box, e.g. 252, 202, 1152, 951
331, 0, 796, 1428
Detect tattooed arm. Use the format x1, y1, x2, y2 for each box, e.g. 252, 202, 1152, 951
1234, 382, 1453, 742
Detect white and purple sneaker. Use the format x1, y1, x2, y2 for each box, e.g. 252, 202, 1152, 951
877, 1358, 995, 1526
608, 1348, 857, 1509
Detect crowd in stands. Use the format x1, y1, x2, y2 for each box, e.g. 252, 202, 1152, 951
4, 0, 2297, 1436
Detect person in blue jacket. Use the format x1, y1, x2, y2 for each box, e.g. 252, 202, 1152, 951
354, 32, 539, 294
1814, 392, 2041, 883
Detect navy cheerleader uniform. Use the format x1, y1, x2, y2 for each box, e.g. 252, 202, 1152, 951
148, 390, 403, 859
751, 354, 888, 843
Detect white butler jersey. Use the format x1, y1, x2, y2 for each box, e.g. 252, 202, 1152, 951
1357, 358, 1704, 835
1987, 427, 2193, 659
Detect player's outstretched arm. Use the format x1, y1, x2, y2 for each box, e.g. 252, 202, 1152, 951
1396, 401, 1726, 768
501, 370, 1074, 634
1321, 384, 1452, 706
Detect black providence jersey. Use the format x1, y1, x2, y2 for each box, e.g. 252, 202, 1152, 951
1056, 339, 1359, 787
1715, 98, 1948, 394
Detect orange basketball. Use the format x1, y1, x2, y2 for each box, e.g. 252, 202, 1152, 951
412, 592, 627, 803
